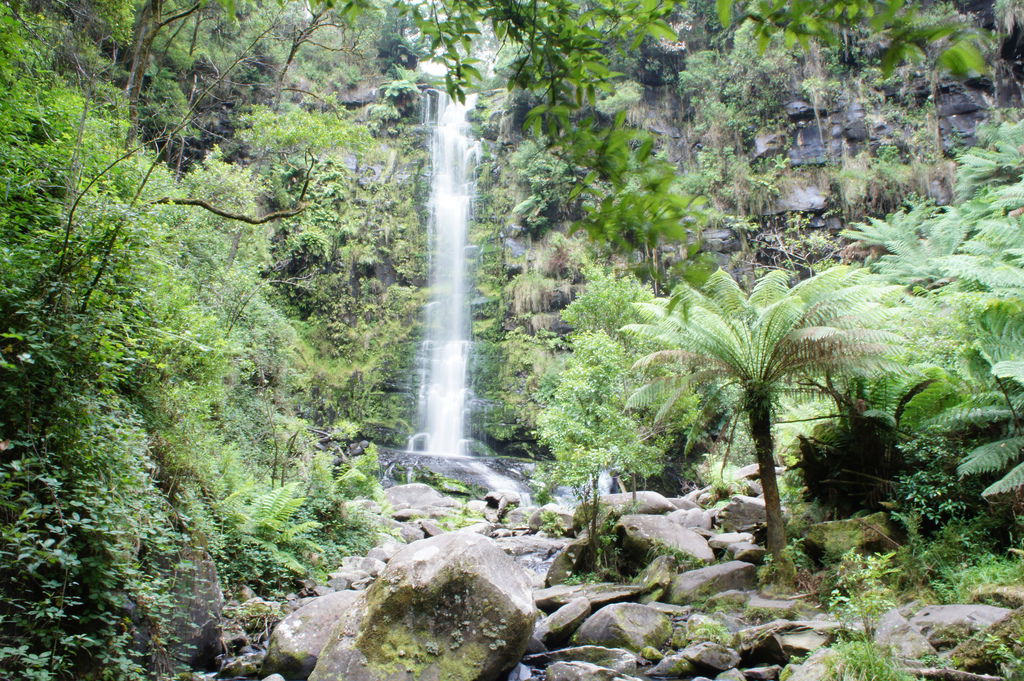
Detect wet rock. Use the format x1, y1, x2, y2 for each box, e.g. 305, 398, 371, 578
617, 514, 714, 565
742, 665, 782, 679
717, 496, 767, 533
309, 533, 534, 681
263, 590, 362, 679
545, 661, 642, 681
909, 604, 1011, 649
874, 608, 937, 660
804, 512, 901, 561
525, 645, 641, 673
788, 126, 827, 165
262, 674, 286, 681
536, 598, 592, 646
715, 669, 746, 681
572, 603, 672, 651
669, 562, 757, 604
220, 650, 264, 677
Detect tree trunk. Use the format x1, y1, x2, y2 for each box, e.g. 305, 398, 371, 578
747, 397, 788, 565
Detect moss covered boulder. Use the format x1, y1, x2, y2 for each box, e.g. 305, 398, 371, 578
803, 512, 900, 561
308, 533, 534, 681
572, 603, 672, 652
952, 606, 1024, 673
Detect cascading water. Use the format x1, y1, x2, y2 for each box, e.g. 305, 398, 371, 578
411, 91, 478, 458
407, 90, 529, 499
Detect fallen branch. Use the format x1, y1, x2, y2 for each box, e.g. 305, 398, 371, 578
907, 668, 1003, 681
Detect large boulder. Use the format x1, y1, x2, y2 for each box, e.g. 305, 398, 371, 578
529, 504, 575, 535
778, 648, 835, 681
678, 642, 741, 671
572, 603, 672, 652
546, 537, 589, 586
803, 512, 901, 561
908, 604, 1011, 649
668, 562, 757, 604
616, 514, 714, 565
309, 533, 535, 681
263, 590, 361, 679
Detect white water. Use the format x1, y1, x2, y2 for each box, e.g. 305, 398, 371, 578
410, 91, 479, 458
407, 91, 530, 501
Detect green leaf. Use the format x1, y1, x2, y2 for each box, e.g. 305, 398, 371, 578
717, 0, 733, 26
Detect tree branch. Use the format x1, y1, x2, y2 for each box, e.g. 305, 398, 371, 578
153, 151, 315, 225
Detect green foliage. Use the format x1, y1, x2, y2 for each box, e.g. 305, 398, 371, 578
561, 266, 654, 341
824, 640, 915, 681
827, 550, 899, 636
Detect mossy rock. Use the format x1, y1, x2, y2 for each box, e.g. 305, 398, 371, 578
572, 603, 672, 652
309, 533, 534, 681
951, 606, 1024, 673
803, 512, 901, 562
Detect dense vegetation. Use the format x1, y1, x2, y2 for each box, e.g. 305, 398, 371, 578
0, 0, 1023, 678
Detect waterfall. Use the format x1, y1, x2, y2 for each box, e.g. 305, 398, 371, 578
405, 90, 530, 501
410, 90, 479, 458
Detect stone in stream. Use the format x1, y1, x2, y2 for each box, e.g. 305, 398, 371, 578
545, 537, 589, 586
669, 561, 758, 604
308, 533, 534, 681
714, 669, 746, 681
616, 514, 714, 565
545, 660, 643, 681
743, 665, 783, 680
535, 597, 591, 646
571, 602, 672, 651
262, 590, 362, 679
523, 645, 641, 673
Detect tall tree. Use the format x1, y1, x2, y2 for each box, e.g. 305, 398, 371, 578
626, 267, 896, 571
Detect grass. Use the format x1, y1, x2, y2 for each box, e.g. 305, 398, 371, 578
824, 640, 915, 681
